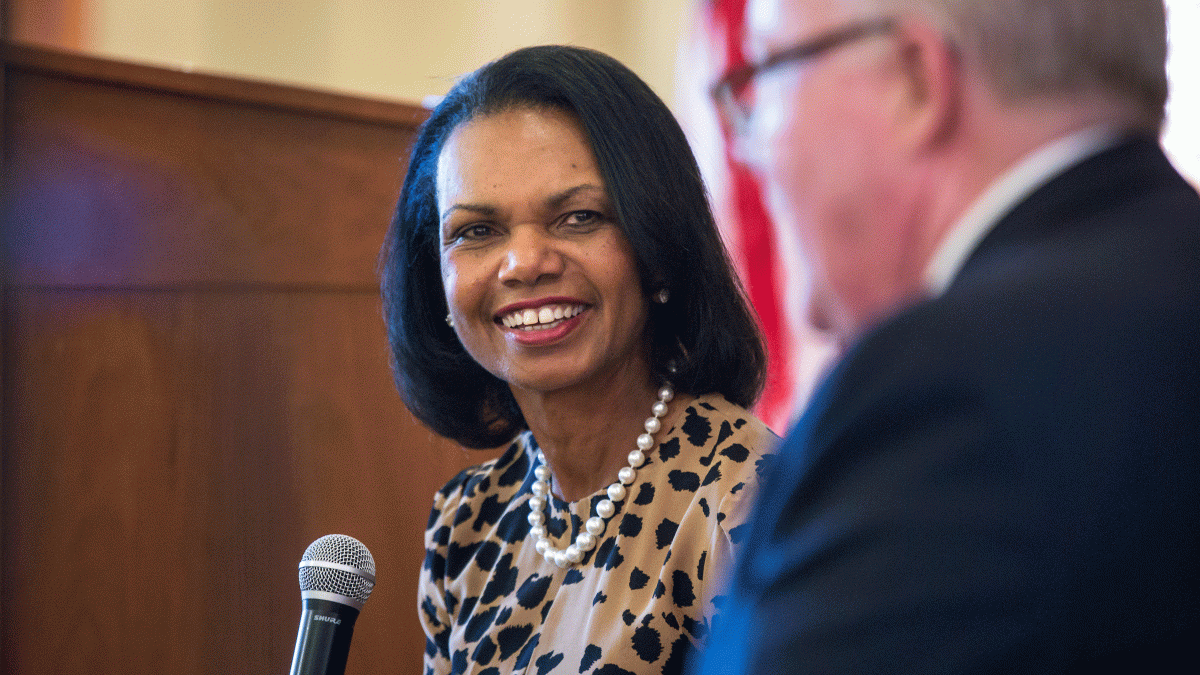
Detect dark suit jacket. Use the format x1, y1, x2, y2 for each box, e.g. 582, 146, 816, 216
698, 137, 1200, 674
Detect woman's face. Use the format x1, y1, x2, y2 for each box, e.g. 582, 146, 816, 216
435, 107, 650, 395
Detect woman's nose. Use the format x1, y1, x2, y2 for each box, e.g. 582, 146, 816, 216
498, 226, 566, 285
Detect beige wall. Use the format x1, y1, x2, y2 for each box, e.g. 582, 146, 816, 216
8, 0, 1196, 179
9, 0, 695, 110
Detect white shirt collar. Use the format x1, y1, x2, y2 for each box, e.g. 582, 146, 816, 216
922, 126, 1123, 295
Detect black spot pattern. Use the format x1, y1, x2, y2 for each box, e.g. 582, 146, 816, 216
432, 524, 452, 546
618, 513, 642, 537
720, 443, 750, 462
472, 636, 497, 666
421, 596, 440, 625
662, 635, 692, 675
464, 605, 499, 642
633, 483, 655, 505
473, 494, 505, 531
515, 633, 540, 670
536, 651, 564, 675
668, 470, 700, 492
702, 461, 722, 486
729, 522, 751, 545
580, 644, 602, 672
496, 624, 533, 661
517, 574, 553, 609
629, 567, 650, 590
594, 665, 637, 675
454, 503, 473, 525
417, 395, 776, 673
715, 419, 734, 446
457, 596, 478, 626
593, 537, 624, 571
447, 541, 483, 580
494, 504, 531, 544
631, 622, 663, 662
657, 436, 681, 461
671, 569, 696, 607
475, 541, 500, 572
656, 518, 679, 549
681, 407, 712, 447
496, 606, 512, 625
497, 450, 529, 487
480, 554, 518, 604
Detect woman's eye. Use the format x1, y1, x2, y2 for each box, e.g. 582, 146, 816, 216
451, 224, 495, 242
563, 210, 601, 229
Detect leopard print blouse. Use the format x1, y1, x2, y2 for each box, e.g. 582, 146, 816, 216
419, 393, 777, 674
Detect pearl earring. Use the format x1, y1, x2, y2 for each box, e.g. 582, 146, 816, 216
653, 288, 670, 304
445, 314, 455, 327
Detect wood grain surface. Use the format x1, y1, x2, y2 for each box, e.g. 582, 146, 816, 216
2, 44, 494, 675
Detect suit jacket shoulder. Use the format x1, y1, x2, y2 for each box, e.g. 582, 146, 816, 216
707, 137, 1200, 674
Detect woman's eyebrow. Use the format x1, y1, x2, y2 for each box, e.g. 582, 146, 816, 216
440, 203, 496, 222
545, 184, 606, 210
440, 184, 607, 223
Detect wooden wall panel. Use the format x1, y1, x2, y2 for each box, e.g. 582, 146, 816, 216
2, 44, 492, 675
5, 63, 410, 287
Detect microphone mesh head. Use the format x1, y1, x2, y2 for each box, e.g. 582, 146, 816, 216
298, 534, 376, 605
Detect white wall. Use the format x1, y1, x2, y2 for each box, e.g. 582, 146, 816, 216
1165, 0, 1200, 184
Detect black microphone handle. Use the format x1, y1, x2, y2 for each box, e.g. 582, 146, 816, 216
289, 597, 361, 675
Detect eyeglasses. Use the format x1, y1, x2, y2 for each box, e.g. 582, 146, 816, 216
709, 17, 897, 136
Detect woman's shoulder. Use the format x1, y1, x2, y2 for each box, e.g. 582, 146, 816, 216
673, 394, 779, 535
430, 432, 533, 514
683, 392, 778, 459
650, 393, 778, 497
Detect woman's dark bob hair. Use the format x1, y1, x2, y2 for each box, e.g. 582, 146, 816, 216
381, 45, 766, 448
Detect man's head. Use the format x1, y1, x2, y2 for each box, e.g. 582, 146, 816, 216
727, 0, 1168, 341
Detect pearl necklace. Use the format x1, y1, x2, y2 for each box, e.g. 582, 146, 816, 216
528, 384, 675, 568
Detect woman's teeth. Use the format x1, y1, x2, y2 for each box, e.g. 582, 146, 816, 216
500, 304, 585, 330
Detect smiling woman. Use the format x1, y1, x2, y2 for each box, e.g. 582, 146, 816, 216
436, 109, 650, 402
379, 45, 777, 673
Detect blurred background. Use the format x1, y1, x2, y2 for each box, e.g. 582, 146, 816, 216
10, 0, 1199, 184
2, 1, 1197, 674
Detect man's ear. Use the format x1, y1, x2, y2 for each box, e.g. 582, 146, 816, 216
889, 19, 962, 151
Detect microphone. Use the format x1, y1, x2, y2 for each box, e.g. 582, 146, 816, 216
289, 534, 377, 675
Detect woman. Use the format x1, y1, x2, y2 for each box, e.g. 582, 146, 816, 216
381, 45, 774, 674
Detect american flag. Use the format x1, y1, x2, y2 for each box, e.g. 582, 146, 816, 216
677, 0, 836, 433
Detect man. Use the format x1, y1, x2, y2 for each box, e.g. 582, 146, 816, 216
698, 0, 1199, 672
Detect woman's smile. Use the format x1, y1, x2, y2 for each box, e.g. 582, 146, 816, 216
497, 299, 590, 346
497, 301, 587, 330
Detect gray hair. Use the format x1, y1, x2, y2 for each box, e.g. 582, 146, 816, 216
849, 0, 1168, 131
